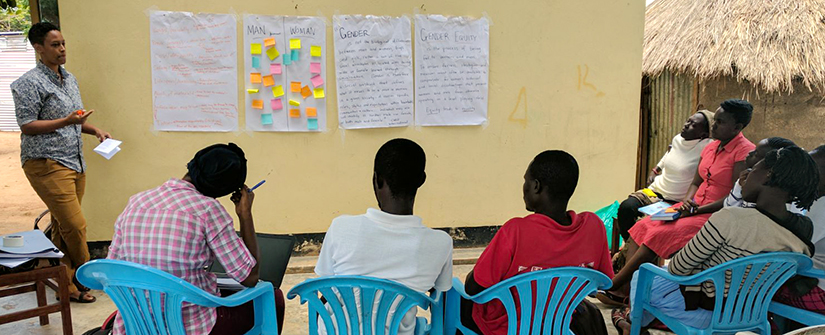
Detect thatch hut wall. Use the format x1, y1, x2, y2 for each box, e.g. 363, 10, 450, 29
698, 77, 825, 150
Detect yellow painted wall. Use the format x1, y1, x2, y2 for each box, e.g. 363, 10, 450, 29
58, 0, 645, 241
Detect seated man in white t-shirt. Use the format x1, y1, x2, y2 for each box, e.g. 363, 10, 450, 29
314, 138, 454, 335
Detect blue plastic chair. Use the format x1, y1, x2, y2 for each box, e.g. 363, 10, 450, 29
286, 275, 443, 335
444, 267, 612, 335
77, 259, 278, 335
769, 267, 825, 330
630, 252, 813, 335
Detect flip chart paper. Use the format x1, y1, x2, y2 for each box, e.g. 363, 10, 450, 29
150, 11, 238, 131
333, 15, 413, 129
414, 15, 490, 126
284, 16, 327, 131
243, 14, 289, 131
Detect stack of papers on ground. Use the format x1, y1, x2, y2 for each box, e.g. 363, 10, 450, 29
0, 230, 64, 268
93, 138, 122, 160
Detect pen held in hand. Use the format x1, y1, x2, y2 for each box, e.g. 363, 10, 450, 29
249, 180, 266, 192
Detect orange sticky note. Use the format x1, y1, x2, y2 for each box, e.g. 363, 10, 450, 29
262, 75, 275, 87
289, 109, 301, 118
301, 85, 312, 99
264, 37, 276, 48
306, 107, 317, 117
290, 82, 302, 93
251, 99, 264, 109
250, 73, 262, 84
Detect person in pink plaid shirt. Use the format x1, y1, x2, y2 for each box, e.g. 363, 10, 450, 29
107, 143, 275, 335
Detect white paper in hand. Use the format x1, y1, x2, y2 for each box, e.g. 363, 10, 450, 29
94, 139, 122, 160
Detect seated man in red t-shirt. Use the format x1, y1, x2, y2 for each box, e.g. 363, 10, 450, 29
460, 150, 615, 335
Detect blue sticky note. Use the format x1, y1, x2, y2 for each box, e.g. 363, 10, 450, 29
291, 49, 300, 61
261, 113, 273, 125
283, 52, 292, 65
307, 118, 318, 130
252, 56, 260, 68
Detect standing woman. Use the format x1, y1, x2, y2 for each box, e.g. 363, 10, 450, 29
11, 22, 111, 303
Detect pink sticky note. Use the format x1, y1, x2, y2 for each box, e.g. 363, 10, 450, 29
271, 98, 283, 110
270, 64, 282, 75
310, 62, 321, 74
310, 75, 324, 88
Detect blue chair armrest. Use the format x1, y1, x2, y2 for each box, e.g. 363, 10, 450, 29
209, 282, 274, 308
638, 263, 718, 286
450, 277, 474, 300
800, 268, 825, 279
769, 301, 825, 326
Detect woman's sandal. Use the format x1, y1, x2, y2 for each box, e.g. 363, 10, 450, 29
595, 290, 629, 307
611, 307, 649, 335
57, 291, 97, 303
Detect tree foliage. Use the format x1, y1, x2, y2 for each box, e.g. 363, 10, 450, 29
0, 0, 30, 32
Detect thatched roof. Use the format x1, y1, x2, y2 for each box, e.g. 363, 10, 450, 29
643, 0, 825, 93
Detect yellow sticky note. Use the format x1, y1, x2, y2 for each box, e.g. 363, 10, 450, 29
247, 88, 259, 94
272, 85, 284, 97
262, 75, 275, 87
288, 99, 300, 107
250, 73, 262, 84
313, 88, 325, 99
250, 43, 262, 55
290, 38, 301, 50
251, 99, 263, 109
289, 109, 301, 118
301, 85, 312, 99
291, 82, 302, 93
310, 45, 322, 57
264, 37, 276, 48
306, 107, 317, 117
266, 47, 280, 61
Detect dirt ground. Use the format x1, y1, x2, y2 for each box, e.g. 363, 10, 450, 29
0, 131, 47, 235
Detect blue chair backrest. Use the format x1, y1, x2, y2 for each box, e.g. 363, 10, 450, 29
287, 276, 437, 335
77, 259, 249, 335
694, 252, 812, 332
471, 267, 612, 335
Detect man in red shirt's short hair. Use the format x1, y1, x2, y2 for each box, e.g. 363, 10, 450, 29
460, 150, 615, 335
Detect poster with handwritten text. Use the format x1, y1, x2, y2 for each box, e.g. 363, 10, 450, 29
243, 14, 288, 131
333, 15, 413, 129
283, 16, 327, 132
414, 15, 489, 126
150, 11, 238, 131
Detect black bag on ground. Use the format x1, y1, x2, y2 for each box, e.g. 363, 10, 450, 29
569, 299, 609, 335
81, 311, 117, 335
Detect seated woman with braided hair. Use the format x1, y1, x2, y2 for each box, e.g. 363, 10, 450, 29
611, 145, 821, 335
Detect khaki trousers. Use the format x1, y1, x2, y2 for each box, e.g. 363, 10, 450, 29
23, 159, 89, 294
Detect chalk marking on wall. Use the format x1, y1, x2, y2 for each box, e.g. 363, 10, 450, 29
508, 87, 528, 128
577, 64, 605, 97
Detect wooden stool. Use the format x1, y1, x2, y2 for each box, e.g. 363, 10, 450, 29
0, 263, 72, 335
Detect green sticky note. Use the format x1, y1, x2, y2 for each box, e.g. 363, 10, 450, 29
291, 49, 300, 61
266, 47, 280, 61
283, 52, 292, 65
261, 113, 273, 125
251, 56, 260, 68
251, 43, 262, 55
307, 118, 318, 130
